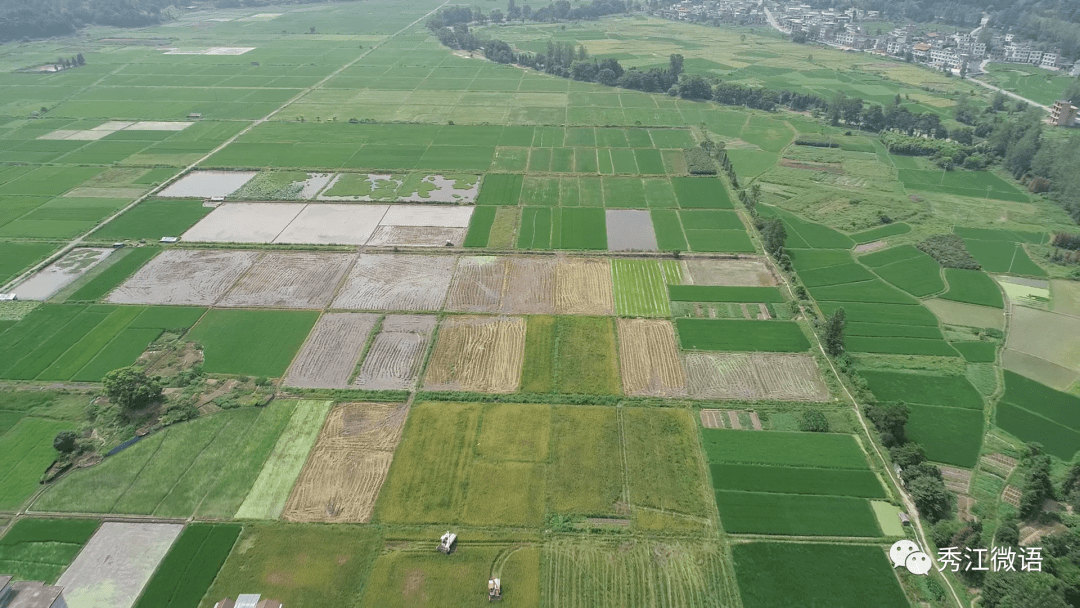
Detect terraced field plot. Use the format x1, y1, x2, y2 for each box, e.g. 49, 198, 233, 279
284, 402, 407, 523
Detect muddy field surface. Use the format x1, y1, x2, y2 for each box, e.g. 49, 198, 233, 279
285, 313, 379, 388
182, 202, 305, 243
332, 254, 454, 311
107, 249, 260, 305
424, 315, 526, 393
14, 247, 113, 300
617, 319, 688, 396
365, 225, 466, 247
355, 315, 436, 390
502, 257, 556, 314
218, 251, 353, 309
273, 203, 387, 245
157, 170, 257, 198
283, 402, 407, 523
606, 210, 658, 251
686, 258, 775, 286
685, 352, 828, 401
445, 256, 507, 312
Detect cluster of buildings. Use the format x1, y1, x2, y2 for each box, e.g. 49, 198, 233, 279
655, 1, 1078, 77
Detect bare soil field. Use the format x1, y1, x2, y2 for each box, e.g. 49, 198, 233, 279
284, 313, 379, 388
556, 258, 614, 315
445, 256, 507, 312
424, 316, 526, 393
273, 203, 387, 245
331, 254, 454, 311
355, 315, 436, 390
218, 252, 353, 309
14, 247, 113, 300
502, 257, 556, 314
182, 202, 305, 243
685, 352, 829, 401
107, 249, 260, 305
686, 258, 775, 286
616, 319, 687, 396
283, 402, 407, 523
365, 225, 466, 247
57, 522, 183, 608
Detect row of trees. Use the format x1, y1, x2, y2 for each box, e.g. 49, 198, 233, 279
427, 0, 632, 30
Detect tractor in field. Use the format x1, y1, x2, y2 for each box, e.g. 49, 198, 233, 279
438, 531, 456, 554
488, 578, 502, 601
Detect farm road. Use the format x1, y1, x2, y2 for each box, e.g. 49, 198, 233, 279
1, 0, 451, 294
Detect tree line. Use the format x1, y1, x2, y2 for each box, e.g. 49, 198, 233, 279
0, 0, 172, 42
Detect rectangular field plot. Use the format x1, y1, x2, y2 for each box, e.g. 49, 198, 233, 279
716, 490, 881, 536
283, 402, 407, 523
606, 209, 658, 251
12, 247, 114, 301
132, 524, 240, 608
444, 256, 613, 316
671, 177, 733, 208
424, 316, 526, 393
67, 248, 160, 303
1006, 306, 1080, 375
733, 543, 909, 608
521, 316, 621, 395
218, 252, 352, 309
686, 352, 828, 401
0, 518, 99, 584
907, 404, 984, 468
686, 258, 775, 286
898, 168, 1029, 202
677, 319, 810, 352
284, 313, 378, 389
0, 242, 58, 286
203, 523, 381, 608
702, 429, 870, 469
57, 522, 182, 608
861, 370, 983, 410
88, 199, 213, 240
476, 173, 524, 205
107, 249, 260, 306
617, 319, 687, 396
711, 464, 886, 498
158, 170, 256, 198
612, 259, 681, 317
34, 404, 297, 518
541, 539, 736, 608
334, 253, 453, 311
235, 401, 333, 520
355, 315, 436, 390
996, 371, 1080, 460
0, 418, 75, 510
186, 309, 318, 377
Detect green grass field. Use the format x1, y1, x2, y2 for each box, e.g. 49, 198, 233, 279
995, 372, 1080, 460
860, 370, 983, 410
940, 269, 1004, 308
906, 404, 984, 467
91, 199, 212, 240
612, 259, 675, 317
35, 401, 296, 517
952, 341, 997, 363
702, 430, 870, 469
134, 524, 241, 608
0, 242, 57, 285
0, 418, 76, 510
185, 309, 319, 376
716, 490, 882, 536
201, 523, 382, 608
234, 400, 331, 520
671, 177, 733, 208
733, 543, 908, 608
0, 518, 99, 583
710, 464, 886, 498
676, 319, 810, 352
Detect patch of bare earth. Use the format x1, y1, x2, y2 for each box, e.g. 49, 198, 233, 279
283, 402, 407, 523
107, 249, 260, 305
355, 315, 436, 390
854, 240, 887, 254
218, 252, 353, 309
686, 258, 776, 286
285, 313, 378, 388
332, 253, 454, 311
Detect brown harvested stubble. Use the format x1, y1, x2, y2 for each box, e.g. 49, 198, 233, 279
616, 319, 687, 396
445, 256, 507, 312
423, 315, 526, 393
284, 312, 379, 388
282, 402, 408, 523
685, 352, 829, 401
501, 257, 556, 314
218, 251, 353, 309
107, 249, 261, 306
556, 258, 614, 316
354, 314, 436, 390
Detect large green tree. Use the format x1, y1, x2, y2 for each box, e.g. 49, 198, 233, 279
102, 366, 162, 412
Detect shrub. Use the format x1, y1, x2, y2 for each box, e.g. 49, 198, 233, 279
916, 234, 981, 269
684, 147, 717, 174
1052, 233, 1080, 251
799, 409, 830, 432
53, 431, 77, 453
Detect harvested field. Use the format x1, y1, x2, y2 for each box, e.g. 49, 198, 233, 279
57, 522, 182, 608
218, 252, 352, 309
1007, 306, 1080, 374
355, 315, 436, 390
1002, 348, 1077, 391
107, 249, 259, 306
686, 258, 775, 286
424, 316, 525, 393
924, 298, 1005, 329
445, 256, 507, 312
284, 313, 378, 388
332, 254, 453, 311
616, 319, 687, 396
700, 409, 725, 429
939, 465, 971, 494
502, 257, 556, 314
283, 402, 407, 523
556, 258, 614, 315
686, 352, 829, 401
365, 225, 466, 247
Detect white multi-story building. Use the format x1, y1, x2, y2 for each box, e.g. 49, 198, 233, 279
1041, 52, 1059, 68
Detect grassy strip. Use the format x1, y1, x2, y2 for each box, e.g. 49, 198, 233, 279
521, 315, 555, 394
861, 370, 983, 409
849, 222, 910, 244
462, 207, 496, 248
